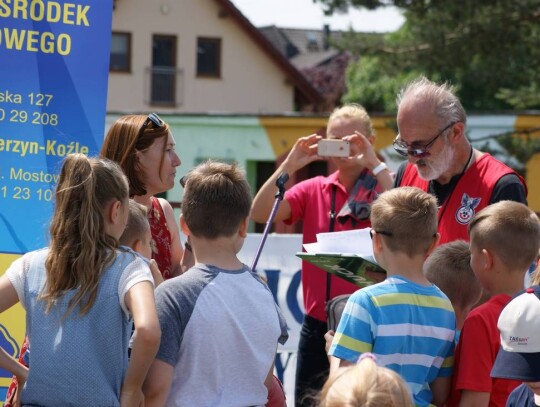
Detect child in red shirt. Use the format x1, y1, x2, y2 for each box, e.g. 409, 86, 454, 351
448, 201, 540, 407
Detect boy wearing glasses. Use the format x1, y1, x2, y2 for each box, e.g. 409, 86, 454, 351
329, 187, 456, 407
393, 76, 526, 245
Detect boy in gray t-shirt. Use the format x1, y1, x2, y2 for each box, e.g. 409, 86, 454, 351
143, 160, 288, 407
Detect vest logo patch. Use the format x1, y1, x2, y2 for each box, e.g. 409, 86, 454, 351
456, 193, 481, 225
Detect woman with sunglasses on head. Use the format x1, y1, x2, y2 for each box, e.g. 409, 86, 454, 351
101, 113, 185, 281
393, 76, 527, 245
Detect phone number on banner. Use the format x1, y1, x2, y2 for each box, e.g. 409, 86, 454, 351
1, 186, 55, 202
0, 108, 59, 126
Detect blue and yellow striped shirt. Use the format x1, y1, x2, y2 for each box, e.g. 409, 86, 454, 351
329, 276, 456, 407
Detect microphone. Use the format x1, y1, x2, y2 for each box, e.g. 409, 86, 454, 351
276, 172, 289, 189
251, 172, 290, 272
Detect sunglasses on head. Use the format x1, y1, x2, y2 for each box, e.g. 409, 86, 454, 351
179, 175, 187, 188
393, 121, 457, 158
137, 113, 164, 139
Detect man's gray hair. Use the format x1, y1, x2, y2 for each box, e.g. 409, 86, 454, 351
396, 76, 467, 126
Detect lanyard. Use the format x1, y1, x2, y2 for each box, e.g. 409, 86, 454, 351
326, 185, 337, 304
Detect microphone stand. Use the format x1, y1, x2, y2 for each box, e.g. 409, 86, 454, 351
251, 172, 289, 272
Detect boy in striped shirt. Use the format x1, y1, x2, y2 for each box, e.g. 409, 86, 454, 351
329, 187, 456, 407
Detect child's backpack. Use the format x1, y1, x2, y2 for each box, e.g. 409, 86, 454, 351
326, 294, 351, 332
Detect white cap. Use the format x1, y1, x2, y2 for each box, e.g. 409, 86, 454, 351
491, 286, 540, 381
498, 286, 540, 353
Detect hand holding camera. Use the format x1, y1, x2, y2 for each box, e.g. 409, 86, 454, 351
316, 132, 375, 161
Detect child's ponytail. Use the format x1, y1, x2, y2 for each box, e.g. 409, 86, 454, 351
41, 154, 129, 317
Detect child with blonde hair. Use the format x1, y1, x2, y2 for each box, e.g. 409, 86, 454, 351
319, 355, 413, 407
119, 200, 153, 258
120, 199, 163, 286
0, 154, 160, 406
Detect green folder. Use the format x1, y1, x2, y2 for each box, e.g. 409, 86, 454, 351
296, 252, 386, 288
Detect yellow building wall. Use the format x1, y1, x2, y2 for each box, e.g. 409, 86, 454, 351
515, 115, 540, 213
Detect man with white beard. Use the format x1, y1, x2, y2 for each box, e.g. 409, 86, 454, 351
392, 76, 527, 245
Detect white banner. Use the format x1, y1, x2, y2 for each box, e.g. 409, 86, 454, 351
239, 233, 305, 406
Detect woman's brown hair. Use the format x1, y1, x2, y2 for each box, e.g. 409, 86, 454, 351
100, 114, 170, 196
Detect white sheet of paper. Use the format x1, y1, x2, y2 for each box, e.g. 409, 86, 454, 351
303, 228, 374, 256
303, 242, 322, 253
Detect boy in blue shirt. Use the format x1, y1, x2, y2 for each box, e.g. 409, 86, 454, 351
329, 187, 456, 407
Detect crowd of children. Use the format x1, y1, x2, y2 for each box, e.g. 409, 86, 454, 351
0, 155, 287, 407
324, 190, 540, 407
1, 151, 540, 407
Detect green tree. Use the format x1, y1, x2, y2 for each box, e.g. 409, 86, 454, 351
343, 55, 421, 112
318, 0, 540, 111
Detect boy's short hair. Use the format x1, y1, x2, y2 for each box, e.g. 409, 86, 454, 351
119, 199, 149, 247
181, 160, 251, 239
424, 240, 481, 309
468, 201, 540, 271
370, 187, 438, 257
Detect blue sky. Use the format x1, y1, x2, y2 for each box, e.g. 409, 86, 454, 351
230, 0, 404, 32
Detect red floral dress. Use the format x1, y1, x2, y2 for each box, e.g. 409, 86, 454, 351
4, 338, 29, 407
148, 197, 173, 279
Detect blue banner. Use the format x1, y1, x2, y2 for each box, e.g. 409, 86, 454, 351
0, 1, 113, 401
0, 0, 113, 253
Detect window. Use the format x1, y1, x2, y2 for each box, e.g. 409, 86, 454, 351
306, 32, 319, 52
110, 32, 131, 72
150, 35, 177, 105
196, 37, 221, 78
